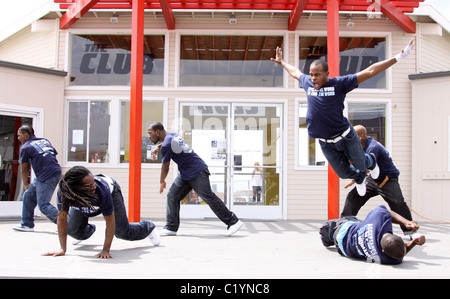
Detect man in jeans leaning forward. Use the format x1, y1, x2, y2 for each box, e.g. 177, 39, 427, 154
148, 122, 243, 237
13, 125, 61, 232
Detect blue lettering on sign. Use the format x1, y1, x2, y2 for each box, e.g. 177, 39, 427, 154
79, 43, 154, 75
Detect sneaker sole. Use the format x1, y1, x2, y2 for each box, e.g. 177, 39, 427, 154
13, 227, 34, 232
226, 221, 243, 236
149, 231, 161, 246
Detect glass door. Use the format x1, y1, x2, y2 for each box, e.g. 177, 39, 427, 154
230, 104, 283, 219
179, 104, 230, 219
0, 113, 34, 217
179, 102, 283, 220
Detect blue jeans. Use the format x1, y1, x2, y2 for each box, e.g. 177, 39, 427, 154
21, 174, 60, 228
67, 178, 155, 241
165, 169, 239, 232
319, 127, 375, 184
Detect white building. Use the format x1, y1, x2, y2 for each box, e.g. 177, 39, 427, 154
1, 1, 449, 222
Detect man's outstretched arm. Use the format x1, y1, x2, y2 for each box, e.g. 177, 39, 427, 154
356, 39, 414, 85
271, 46, 302, 80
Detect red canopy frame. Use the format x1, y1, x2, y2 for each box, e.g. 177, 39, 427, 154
56, 0, 423, 33
54, 0, 423, 221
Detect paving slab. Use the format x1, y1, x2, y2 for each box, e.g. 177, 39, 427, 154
0, 217, 449, 280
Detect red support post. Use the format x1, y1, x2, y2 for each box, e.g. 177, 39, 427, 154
128, 0, 145, 222
327, 0, 340, 220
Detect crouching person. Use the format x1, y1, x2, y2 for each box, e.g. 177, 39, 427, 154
43, 166, 160, 259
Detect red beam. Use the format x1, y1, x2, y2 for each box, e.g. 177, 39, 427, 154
159, 0, 176, 30
59, 0, 100, 30
128, 0, 145, 222
55, 0, 424, 13
288, 0, 308, 31
327, 0, 340, 220
378, 0, 416, 33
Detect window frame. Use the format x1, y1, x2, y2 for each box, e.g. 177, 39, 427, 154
294, 31, 393, 93
64, 96, 168, 168
175, 30, 289, 90
65, 30, 170, 90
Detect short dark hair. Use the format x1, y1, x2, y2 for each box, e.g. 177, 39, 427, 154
149, 122, 165, 131
381, 234, 405, 260
18, 124, 35, 137
311, 59, 329, 72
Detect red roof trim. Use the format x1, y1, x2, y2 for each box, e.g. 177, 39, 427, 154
59, 0, 100, 30
379, 0, 416, 33
159, 0, 175, 29
288, 0, 308, 31
55, 0, 424, 33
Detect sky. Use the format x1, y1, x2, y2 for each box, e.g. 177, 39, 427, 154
0, 0, 449, 36
426, 0, 450, 18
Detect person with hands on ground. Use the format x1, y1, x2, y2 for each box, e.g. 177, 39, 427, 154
148, 122, 243, 237
320, 205, 425, 265
42, 166, 160, 259
271, 39, 414, 196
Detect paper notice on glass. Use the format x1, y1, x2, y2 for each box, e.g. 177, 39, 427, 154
72, 130, 84, 145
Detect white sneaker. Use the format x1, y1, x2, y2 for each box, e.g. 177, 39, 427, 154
149, 230, 161, 246
356, 178, 367, 196
72, 238, 82, 245
369, 153, 380, 179
369, 163, 380, 180
226, 220, 243, 236
160, 228, 177, 236
13, 225, 34, 232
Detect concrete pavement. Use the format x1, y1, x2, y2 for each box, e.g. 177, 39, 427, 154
0, 216, 449, 280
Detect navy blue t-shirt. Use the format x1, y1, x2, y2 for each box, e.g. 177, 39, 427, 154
161, 133, 208, 180
299, 74, 358, 139
342, 205, 402, 264
19, 137, 61, 181
364, 137, 400, 178
57, 175, 114, 217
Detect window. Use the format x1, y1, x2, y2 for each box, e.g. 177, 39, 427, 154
67, 100, 111, 163
348, 102, 387, 146
298, 36, 387, 89
120, 100, 165, 164
66, 99, 166, 165
70, 34, 165, 86
296, 100, 326, 167
179, 35, 284, 87
296, 100, 388, 168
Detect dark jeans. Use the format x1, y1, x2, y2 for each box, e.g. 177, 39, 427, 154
252, 186, 262, 202
319, 127, 375, 184
67, 178, 155, 241
319, 216, 360, 255
341, 176, 413, 232
165, 169, 239, 231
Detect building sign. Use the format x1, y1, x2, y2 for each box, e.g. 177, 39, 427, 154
70, 34, 165, 86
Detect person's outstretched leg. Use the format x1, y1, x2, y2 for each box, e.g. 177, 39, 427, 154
190, 169, 240, 229
110, 180, 157, 243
